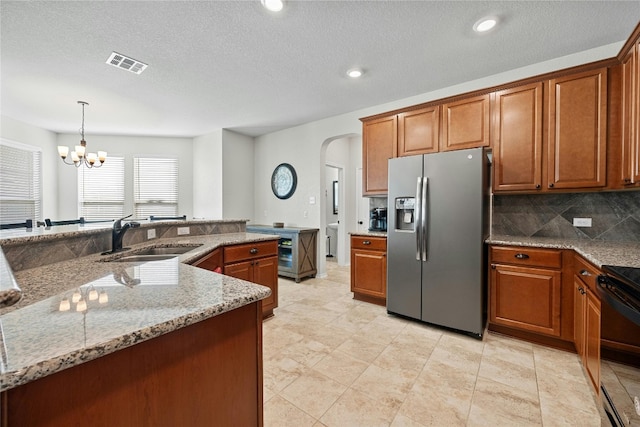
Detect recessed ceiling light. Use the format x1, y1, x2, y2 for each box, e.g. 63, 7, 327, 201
346, 68, 363, 78
261, 0, 284, 12
473, 17, 497, 33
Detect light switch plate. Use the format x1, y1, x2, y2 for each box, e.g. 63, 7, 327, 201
177, 227, 190, 235
573, 218, 592, 227
147, 229, 156, 239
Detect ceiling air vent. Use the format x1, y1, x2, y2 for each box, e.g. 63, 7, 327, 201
106, 52, 148, 75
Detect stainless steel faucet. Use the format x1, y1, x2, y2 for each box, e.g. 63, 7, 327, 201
111, 214, 140, 253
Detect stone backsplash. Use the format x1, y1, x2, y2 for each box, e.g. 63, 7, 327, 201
491, 191, 640, 242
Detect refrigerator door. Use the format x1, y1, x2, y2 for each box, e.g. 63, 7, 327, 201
387, 155, 423, 320
421, 148, 486, 335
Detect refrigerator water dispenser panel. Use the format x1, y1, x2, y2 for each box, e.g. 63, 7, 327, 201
395, 197, 415, 231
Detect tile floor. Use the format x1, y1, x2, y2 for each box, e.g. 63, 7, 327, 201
262, 262, 603, 426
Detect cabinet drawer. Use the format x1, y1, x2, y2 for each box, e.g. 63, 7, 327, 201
351, 236, 386, 251
491, 246, 562, 269
224, 240, 278, 263
574, 254, 600, 293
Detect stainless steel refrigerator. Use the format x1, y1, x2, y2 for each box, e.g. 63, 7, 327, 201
386, 147, 490, 337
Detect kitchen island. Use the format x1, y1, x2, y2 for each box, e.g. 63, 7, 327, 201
0, 221, 278, 426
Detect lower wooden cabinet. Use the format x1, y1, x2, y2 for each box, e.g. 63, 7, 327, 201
192, 240, 279, 318
573, 254, 601, 393
350, 235, 386, 305
488, 246, 566, 340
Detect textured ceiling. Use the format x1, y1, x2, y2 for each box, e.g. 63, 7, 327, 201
1, 1, 639, 138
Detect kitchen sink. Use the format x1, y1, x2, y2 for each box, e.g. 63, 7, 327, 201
102, 244, 203, 262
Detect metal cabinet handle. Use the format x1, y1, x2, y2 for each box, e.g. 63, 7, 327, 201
535, 184, 541, 189
580, 270, 590, 276
249, 248, 258, 254
363, 240, 371, 245
578, 286, 586, 295
514, 253, 529, 260
548, 183, 554, 188
491, 264, 496, 269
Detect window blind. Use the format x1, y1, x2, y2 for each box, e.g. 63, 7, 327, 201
134, 157, 178, 219
78, 156, 125, 221
0, 140, 42, 224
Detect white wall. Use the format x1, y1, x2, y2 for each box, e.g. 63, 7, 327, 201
1, 116, 59, 219
193, 130, 223, 218
55, 133, 194, 219
221, 130, 254, 220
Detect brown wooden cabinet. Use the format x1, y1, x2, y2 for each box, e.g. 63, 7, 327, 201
350, 235, 386, 305
441, 94, 491, 151
547, 68, 608, 189
398, 106, 440, 156
573, 254, 601, 393
193, 240, 278, 318
362, 115, 397, 195
492, 82, 544, 191
489, 246, 563, 337
224, 241, 278, 317
621, 39, 640, 187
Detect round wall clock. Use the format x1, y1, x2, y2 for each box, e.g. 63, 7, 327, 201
271, 163, 297, 199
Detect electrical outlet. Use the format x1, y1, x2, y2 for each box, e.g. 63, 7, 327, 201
309, 196, 316, 205
573, 218, 592, 227
177, 227, 190, 235
147, 229, 156, 239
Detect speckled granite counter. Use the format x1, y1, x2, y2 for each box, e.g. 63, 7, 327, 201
0, 231, 278, 392
487, 235, 640, 268
350, 231, 387, 238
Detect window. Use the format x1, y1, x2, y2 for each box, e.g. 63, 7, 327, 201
78, 156, 125, 220
0, 139, 42, 224
134, 157, 178, 219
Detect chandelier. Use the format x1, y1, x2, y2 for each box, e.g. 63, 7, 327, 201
57, 101, 107, 168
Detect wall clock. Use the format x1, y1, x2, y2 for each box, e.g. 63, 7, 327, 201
271, 163, 297, 199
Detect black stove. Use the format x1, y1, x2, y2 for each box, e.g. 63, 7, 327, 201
599, 265, 640, 326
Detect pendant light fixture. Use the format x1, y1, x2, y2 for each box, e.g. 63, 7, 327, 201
57, 101, 107, 168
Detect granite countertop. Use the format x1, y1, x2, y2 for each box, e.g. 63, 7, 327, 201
350, 231, 387, 238
247, 224, 319, 232
0, 232, 278, 392
487, 235, 640, 268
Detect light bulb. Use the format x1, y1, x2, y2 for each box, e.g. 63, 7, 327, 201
89, 288, 98, 301
75, 145, 85, 158
87, 153, 97, 165
72, 290, 82, 303
98, 151, 107, 162
59, 298, 71, 312
99, 291, 109, 304
57, 146, 69, 158
71, 151, 80, 163
76, 299, 87, 312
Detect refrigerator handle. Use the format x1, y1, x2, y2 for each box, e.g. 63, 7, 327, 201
415, 176, 422, 261
421, 177, 428, 261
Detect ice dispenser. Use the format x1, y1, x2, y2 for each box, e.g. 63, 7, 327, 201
395, 197, 415, 231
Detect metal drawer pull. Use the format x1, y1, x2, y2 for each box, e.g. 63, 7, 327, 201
514, 253, 529, 260
249, 248, 258, 254
363, 240, 371, 245
578, 286, 586, 295
580, 270, 590, 276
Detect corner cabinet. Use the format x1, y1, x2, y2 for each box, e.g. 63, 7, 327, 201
246, 226, 318, 283
350, 235, 386, 306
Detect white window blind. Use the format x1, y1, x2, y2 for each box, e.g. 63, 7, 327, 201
0, 140, 42, 224
134, 157, 178, 219
78, 156, 125, 221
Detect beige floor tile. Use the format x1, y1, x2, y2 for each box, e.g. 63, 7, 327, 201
320, 387, 401, 427
351, 363, 416, 408
280, 368, 347, 419
390, 413, 427, 427
335, 334, 389, 364
313, 349, 370, 386
264, 394, 317, 427
477, 354, 538, 395
279, 337, 333, 367
467, 376, 541, 426
263, 354, 308, 392
425, 334, 483, 376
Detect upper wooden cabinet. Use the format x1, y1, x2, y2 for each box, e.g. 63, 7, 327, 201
397, 106, 439, 156
362, 115, 397, 195
547, 68, 608, 189
492, 82, 543, 192
441, 94, 491, 151
621, 39, 640, 187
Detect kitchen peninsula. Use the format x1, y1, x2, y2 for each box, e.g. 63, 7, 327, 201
0, 219, 278, 426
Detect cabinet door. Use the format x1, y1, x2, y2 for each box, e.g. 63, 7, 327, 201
490, 264, 562, 336
191, 248, 222, 272
362, 115, 397, 195
224, 260, 252, 282
398, 106, 439, 156
253, 255, 278, 313
621, 48, 636, 185
584, 289, 601, 391
440, 94, 490, 151
573, 276, 586, 357
547, 68, 607, 189
492, 83, 543, 192
350, 249, 386, 299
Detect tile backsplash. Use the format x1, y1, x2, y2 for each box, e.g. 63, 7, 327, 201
492, 191, 640, 243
